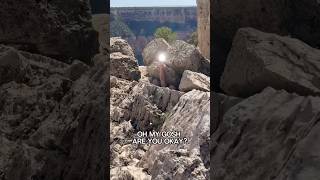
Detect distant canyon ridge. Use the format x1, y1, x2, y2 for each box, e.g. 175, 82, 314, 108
110, 7, 197, 64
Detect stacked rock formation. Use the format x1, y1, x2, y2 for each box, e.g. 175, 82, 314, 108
211, 1, 320, 178
110, 36, 211, 179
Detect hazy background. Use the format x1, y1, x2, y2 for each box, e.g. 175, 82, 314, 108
111, 0, 196, 7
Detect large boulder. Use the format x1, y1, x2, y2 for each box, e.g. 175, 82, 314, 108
211, 87, 320, 180
110, 37, 135, 57
179, 70, 210, 92
142, 38, 170, 66
167, 40, 203, 74
110, 52, 141, 81
0, 45, 107, 180
139, 90, 210, 179
212, 0, 320, 91
221, 28, 320, 97
0, 0, 99, 64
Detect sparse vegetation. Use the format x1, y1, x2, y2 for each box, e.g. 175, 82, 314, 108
154, 27, 177, 43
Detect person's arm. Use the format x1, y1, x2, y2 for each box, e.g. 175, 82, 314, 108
159, 64, 167, 87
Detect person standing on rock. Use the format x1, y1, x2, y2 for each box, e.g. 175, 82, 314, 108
158, 53, 167, 87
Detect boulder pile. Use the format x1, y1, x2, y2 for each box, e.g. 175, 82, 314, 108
110, 36, 211, 179
213, 27, 320, 180
142, 38, 210, 91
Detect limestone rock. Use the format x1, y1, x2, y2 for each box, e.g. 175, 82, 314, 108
211, 87, 320, 180
111, 37, 135, 57
0, 0, 99, 64
212, 0, 320, 91
167, 40, 202, 74
140, 90, 210, 179
179, 70, 210, 92
142, 38, 170, 66
221, 28, 320, 97
139, 66, 149, 82
64, 60, 89, 81
0, 48, 31, 85
110, 52, 141, 81
111, 166, 151, 180
0, 45, 107, 180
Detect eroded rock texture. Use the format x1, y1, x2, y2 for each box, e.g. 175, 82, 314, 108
110, 38, 141, 81
0, 46, 107, 180
140, 90, 210, 180
0, 0, 99, 64
221, 28, 320, 97
212, 0, 320, 91
211, 87, 320, 180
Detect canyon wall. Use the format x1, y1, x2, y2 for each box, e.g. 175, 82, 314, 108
111, 7, 196, 24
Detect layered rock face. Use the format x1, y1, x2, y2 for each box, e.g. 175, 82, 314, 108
111, 7, 197, 24
0, 45, 107, 180
197, 0, 210, 59
0, 0, 99, 64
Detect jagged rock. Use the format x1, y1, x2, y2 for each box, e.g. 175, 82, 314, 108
139, 66, 149, 82
111, 166, 151, 180
142, 38, 170, 66
211, 87, 320, 180
0, 45, 107, 180
110, 37, 135, 57
212, 0, 320, 92
64, 60, 89, 81
0, 0, 99, 63
179, 70, 210, 92
140, 90, 210, 179
212, 93, 243, 133
146, 62, 180, 87
167, 40, 203, 74
0, 48, 31, 85
221, 28, 320, 97
110, 52, 141, 81
126, 82, 184, 131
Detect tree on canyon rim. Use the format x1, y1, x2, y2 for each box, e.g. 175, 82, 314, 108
154, 26, 177, 43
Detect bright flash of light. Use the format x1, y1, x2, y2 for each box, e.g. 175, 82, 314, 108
158, 53, 166, 63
